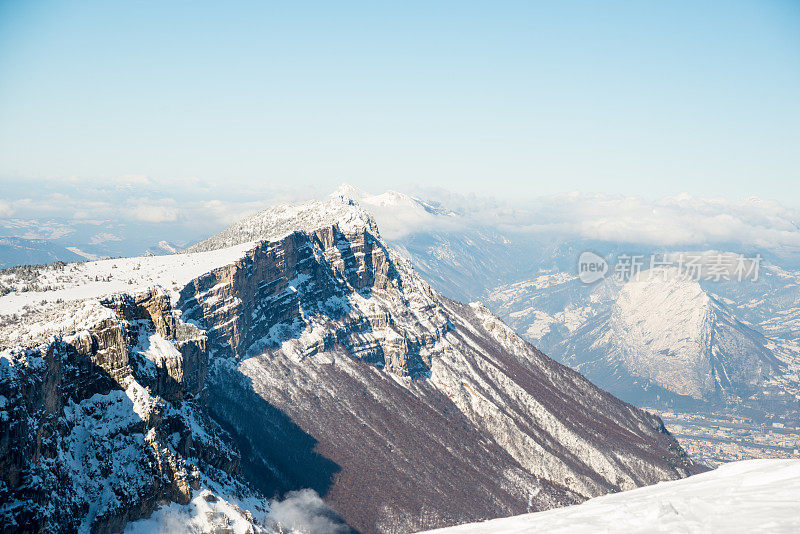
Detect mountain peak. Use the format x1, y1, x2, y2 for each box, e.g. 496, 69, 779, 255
566, 265, 780, 401
185, 196, 379, 254
330, 182, 370, 201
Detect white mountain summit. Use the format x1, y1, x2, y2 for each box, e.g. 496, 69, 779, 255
560, 267, 780, 402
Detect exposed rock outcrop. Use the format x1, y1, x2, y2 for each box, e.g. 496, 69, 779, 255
0, 197, 705, 533
0, 293, 259, 532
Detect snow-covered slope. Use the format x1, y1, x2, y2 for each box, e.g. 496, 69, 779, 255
0, 194, 702, 533
421, 459, 800, 534
330, 184, 538, 301
0, 241, 258, 348
324, 186, 798, 413
184, 195, 377, 254
482, 265, 798, 415
560, 268, 780, 403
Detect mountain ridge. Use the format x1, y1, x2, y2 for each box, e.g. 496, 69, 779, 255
0, 193, 703, 533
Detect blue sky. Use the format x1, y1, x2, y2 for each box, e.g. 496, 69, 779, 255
0, 1, 799, 203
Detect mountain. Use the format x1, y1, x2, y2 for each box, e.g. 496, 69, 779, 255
338, 186, 800, 409
326, 185, 799, 466
144, 240, 181, 256
559, 268, 782, 405
0, 195, 702, 533
0, 256, 280, 532
482, 266, 800, 415
329, 184, 542, 301
0, 218, 205, 268
0, 237, 86, 269
421, 459, 800, 534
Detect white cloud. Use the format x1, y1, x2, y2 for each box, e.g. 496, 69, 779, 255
118, 174, 152, 186
200, 199, 272, 226
3, 174, 799, 257
268, 489, 349, 534
0, 218, 74, 239
553, 193, 800, 249
127, 200, 180, 223
0, 199, 13, 217
407, 189, 800, 252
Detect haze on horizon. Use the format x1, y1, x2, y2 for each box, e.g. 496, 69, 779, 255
0, 1, 799, 205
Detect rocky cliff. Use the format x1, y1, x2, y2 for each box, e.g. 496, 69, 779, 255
0, 196, 704, 533
0, 286, 266, 532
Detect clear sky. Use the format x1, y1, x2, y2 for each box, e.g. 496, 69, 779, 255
0, 1, 798, 203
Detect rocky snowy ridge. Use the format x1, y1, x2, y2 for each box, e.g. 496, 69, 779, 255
323, 185, 799, 416
484, 266, 799, 413
1, 195, 702, 533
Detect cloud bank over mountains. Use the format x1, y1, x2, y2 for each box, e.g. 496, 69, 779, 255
1, 176, 799, 258
0, 176, 315, 252
1, 175, 312, 228
406, 188, 800, 252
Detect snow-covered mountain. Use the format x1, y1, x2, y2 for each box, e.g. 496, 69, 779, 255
333, 186, 800, 422
0, 194, 702, 533
482, 266, 800, 416
144, 240, 181, 256
328, 184, 544, 300
0, 208, 218, 266
421, 459, 800, 534
559, 268, 785, 404
0, 237, 86, 269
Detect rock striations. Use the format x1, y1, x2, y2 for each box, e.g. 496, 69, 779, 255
0, 195, 704, 533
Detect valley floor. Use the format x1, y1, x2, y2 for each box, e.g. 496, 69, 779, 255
422, 459, 800, 534
649, 408, 800, 467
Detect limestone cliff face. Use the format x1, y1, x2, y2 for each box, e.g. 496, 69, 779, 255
179, 224, 446, 377
102, 288, 208, 399
0, 197, 705, 534
0, 290, 245, 532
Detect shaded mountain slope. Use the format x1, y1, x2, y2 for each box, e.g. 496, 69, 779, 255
0, 196, 703, 533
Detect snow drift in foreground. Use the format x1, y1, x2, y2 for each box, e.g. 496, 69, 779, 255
423, 459, 800, 534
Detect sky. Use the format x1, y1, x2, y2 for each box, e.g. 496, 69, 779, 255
0, 1, 799, 205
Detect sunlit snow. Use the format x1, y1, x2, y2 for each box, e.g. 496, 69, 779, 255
423, 459, 800, 534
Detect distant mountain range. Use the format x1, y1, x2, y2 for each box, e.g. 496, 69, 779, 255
0, 217, 199, 266
0, 237, 86, 268
4, 185, 798, 422
5, 184, 798, 419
